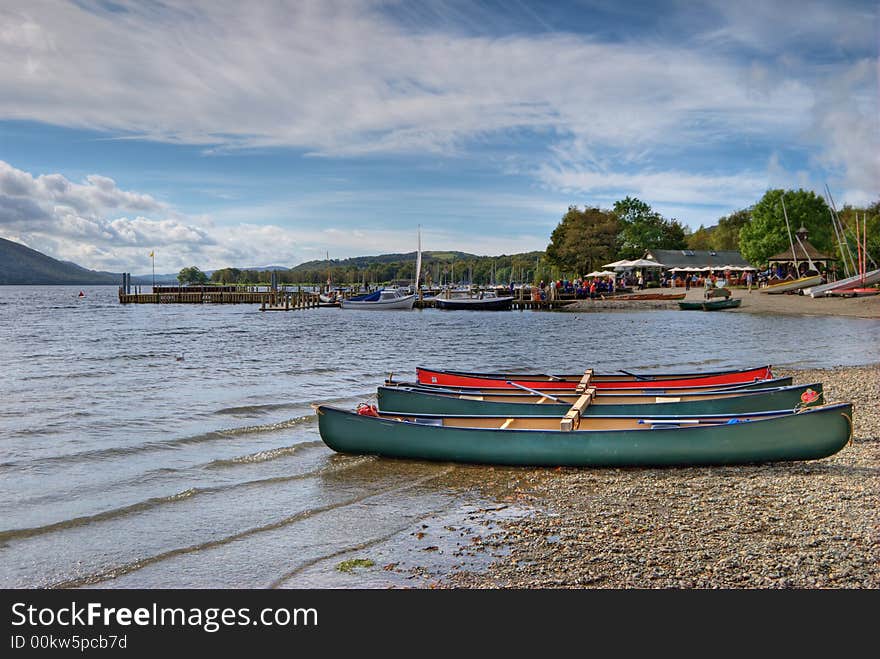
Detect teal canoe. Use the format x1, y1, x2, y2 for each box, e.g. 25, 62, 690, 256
678, 298, 742, 311
315, 402, 853, 467
376, 382, 824, 417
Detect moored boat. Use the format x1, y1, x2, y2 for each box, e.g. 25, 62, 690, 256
415, 364, 775, 390
377, 382, 823, 417
340, 288, 416, 310
315, 402, 853, 467
434, 288, 514, 310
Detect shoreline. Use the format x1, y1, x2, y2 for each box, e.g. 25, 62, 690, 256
432, 364, 879, 589
561, 287, 880, 319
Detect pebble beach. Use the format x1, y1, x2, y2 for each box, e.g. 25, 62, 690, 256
439, 363, 879, 589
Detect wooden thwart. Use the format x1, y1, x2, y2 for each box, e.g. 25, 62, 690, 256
575, 369, 594, 394
560, 387, 597, 431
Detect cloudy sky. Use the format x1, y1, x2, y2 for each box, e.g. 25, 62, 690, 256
0, 0, 877, 273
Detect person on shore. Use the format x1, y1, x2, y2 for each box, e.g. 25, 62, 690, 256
685, 275, 691, 291
746, 271, 753, 293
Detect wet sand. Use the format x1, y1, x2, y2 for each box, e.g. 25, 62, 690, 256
563, 287, 880, 318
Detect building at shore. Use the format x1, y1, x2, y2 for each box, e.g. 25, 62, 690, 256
645, 249, 751, 271
765, 226, 836, 277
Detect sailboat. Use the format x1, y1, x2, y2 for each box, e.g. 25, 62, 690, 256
319, 252, 341, 306
340, 229, 420, 310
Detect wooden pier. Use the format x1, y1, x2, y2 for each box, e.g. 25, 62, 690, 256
118, 285, 320, 310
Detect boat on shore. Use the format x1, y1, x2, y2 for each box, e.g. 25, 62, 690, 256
385, 375, 794, 395
377, 382, 823, 417
678, 298, 742, 311
415, 364, 775, 390
315, 401, 853, 467
340, 288, 416, 310
805, 268, 880, 297
824, 287, 879, 297
760, 274, 823, 294
434, 288, 514, 310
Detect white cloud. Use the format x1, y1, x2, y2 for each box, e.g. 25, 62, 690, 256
535, 166, 768, 209
0, 1, 875, 239
0, 160, 546, 271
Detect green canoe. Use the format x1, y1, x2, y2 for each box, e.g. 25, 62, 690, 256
678, 298, 742, 311
376, 382, 824, 417
316, 402, 853, 467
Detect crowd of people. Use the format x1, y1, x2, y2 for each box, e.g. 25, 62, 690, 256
535, 276, 618, 300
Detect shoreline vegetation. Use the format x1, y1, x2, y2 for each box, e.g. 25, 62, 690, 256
433, 363, 879, 589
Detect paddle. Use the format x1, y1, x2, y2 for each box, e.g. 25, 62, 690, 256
618, 369, 652, 381
505, 381, 566, 403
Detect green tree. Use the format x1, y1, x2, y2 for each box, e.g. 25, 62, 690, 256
546, 205, 620, 276
713, 209, 751, 250
177, 266, 209, 285
739, 189, 833, 266
687, 225, 714, 250
613, 196, 687, 258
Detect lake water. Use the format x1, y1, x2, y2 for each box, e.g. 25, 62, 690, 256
1, 285, 877, 588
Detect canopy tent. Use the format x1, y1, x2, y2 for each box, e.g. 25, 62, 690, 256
627, 258, 666, 268
585, 270, 616, 277
602, 259, 634, 269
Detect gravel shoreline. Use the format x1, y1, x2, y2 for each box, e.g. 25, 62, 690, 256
439, 364, 879, 589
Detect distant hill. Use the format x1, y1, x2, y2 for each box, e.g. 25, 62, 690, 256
0, 237, 122, 285
289, 250, 477, 275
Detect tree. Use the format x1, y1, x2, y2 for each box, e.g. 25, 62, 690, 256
546, 205, 620, 276
177, 266, 209, 285
713, 209, 751, 250
687, 225, 714, 250
739, 189, 833, 266
613, 196, 687, 258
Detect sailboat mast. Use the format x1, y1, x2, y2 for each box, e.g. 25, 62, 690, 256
414, 225, 422, 293
780, 194, 800, 276
825, 185, 857, 276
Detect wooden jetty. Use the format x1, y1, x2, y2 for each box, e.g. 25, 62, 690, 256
118, 284, 320, 310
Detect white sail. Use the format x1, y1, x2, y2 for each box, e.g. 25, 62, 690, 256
414, 225, 422, 292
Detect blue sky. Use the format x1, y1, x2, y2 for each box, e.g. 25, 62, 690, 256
0, 0, 877, 273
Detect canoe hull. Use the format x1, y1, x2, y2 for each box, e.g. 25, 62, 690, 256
386, 376, 794, 396
377, 383, 824, 417
678, 298, 742, 311
415, 365, 774, 390
316, 403, 853, 467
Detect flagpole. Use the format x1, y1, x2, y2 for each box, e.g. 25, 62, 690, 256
151, 251, 155, 291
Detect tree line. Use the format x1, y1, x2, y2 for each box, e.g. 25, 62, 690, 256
176, 189, 878, 286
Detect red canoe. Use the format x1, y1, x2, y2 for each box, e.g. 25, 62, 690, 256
416, 365, 774, 390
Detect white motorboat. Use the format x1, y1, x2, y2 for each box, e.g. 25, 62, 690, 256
340, 288, 416, 310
